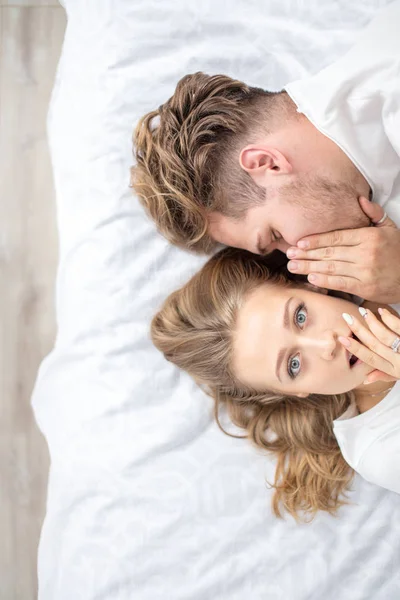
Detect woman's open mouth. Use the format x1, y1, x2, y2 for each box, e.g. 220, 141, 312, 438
348, 333, 362, 368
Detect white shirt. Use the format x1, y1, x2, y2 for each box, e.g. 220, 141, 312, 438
333, 381, 400, 495
332, 301, 400, 494
285, 0, 400, 228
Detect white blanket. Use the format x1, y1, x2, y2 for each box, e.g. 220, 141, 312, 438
32, 1, 400, 598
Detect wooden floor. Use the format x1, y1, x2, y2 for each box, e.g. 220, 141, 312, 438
0, 1, 66, 597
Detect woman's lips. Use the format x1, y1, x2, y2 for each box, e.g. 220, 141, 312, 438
347, 333, 363, 368
350, 356, 362, 368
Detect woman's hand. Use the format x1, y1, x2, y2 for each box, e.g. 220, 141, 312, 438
338, 307, 400, 383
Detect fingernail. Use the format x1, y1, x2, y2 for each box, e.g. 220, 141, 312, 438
288, 261, 298, 271
342, 313, 353, 325
338, 336, 351, 347
358, 307, 368, 318
286, 248, 297, 258
308, 274, 316, 283
378, 308, 384, 315
298, 241, 309, 249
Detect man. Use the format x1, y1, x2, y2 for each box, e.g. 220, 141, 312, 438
131, 1, 400, 304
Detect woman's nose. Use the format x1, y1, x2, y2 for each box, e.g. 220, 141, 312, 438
302, 331, 338, 360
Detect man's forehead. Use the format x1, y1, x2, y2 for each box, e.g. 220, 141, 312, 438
207, 211, 243, 244
207, 208, 267, 249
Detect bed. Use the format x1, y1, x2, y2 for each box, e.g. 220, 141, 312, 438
32, 1, 400, 598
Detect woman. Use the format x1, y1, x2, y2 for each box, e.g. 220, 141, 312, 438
152, 248, 400, 521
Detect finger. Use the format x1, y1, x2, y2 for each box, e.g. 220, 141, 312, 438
342, 311, 393, 361
297, 228, 363, 250
358, 196, 397, 230
288, 259, 360, 277
363, 370, 397, 385
338, 334, 394, 374
358, 196, 384, 223
358, 307, 400, 348
378, 307, 400, 336
286, 245, 356, 262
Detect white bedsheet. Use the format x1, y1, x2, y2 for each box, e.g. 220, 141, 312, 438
32, 1, 400, 598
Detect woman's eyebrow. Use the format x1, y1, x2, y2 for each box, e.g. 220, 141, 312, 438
275, 297, 294, 382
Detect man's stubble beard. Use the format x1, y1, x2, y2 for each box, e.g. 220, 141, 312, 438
282, 174, 371, 231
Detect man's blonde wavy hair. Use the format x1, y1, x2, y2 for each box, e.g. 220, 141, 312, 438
131, 72, 287, 253
151, 247, 355, 521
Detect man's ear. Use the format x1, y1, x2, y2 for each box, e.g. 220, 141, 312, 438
239, 145, 292, 185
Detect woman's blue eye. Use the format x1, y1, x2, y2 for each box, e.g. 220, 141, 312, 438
288, 354, 301, 379
295, 303, 307, 328
287, 303, 307, 379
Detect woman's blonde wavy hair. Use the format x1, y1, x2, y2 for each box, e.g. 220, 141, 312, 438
151, 248, 355, 521
131, 72, 289, 253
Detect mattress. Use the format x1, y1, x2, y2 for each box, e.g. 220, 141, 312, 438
32, 1, 400, 598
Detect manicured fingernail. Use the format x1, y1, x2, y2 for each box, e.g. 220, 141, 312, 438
298, 240, 309, 249
358, 307, 368, 318
338, 336, 351, 347
288, 261, 298, 271
308, 274, 316, 283
286, 248, 297, 258
342, 313, 353, 325
378, 308, 384, 315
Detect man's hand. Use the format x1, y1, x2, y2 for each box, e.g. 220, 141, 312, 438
286, 197, 400, 303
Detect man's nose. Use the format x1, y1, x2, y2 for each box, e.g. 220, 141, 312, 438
302, 331, 338, 361
275, 239, 291, 253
